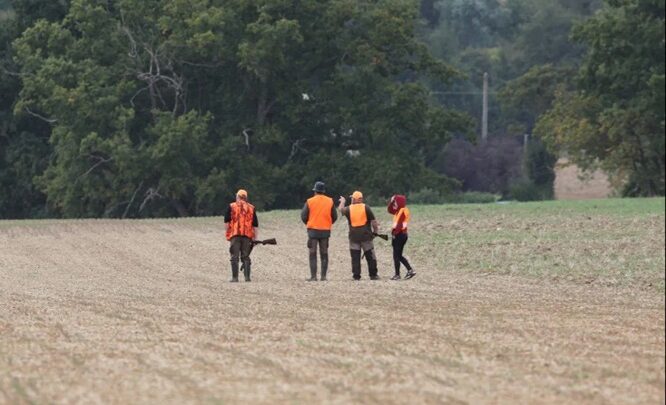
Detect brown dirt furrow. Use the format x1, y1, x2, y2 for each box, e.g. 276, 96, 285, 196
0, 217, 663, 404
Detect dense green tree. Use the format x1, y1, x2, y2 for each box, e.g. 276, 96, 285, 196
498, 64, 576, 135
9, 0, 467, 217
7, 0, 658, 217
535, 0, 665, 196
0, 0, 70, 218
417, 0, 603, 198
496, 64, 570, 198
422, 0, 601, 134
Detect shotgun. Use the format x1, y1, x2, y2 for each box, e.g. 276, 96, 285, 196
251, 238, 277, 247
241, 238, 278, 273
373, 232, 389, 241
361, 233, 388, 259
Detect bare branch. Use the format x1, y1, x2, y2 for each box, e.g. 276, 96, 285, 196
103, 200, 129, 217
179, 60, 223, 68
288, 138, 308, 162
120, 24, 187, 115
181, 86, 187, 113
153, 81, 168, 109
139, 186, 163, 212
129, 85, 150, 108
1, 65, 29, 77
242, 128, 252, 151
25, 107, 57, 124
119, 25, 138, 58
79, 155, 113, 179
122, 180, 144, 219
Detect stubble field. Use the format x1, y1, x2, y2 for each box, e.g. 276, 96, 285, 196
0, 198, 664, 404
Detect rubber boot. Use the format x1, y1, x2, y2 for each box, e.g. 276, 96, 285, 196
351, 249, 362, 280
366, 250, 379, 280
320, 254, 328, 281
243, 261, 251, 282
230, 261, 239, 282
308, 253, 318, 281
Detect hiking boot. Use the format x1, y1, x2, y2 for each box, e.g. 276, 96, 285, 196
231, 261, 239, 282
390, 274, 401, 281
404, 269, 416, 279
308, 264, 318, 282
309, 255, 317, 281
321, 256, 328, 281
351, 250, 362, 281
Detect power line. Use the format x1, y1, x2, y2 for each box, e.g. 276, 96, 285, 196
431, 91, 498, 95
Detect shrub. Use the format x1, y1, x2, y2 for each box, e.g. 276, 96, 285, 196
524, 138, 556, 198
509, 180, 552, 201
449, 191, 500, 204
437, 137, 524, 196
409, 188, 499, 204
409, 188, 443, 204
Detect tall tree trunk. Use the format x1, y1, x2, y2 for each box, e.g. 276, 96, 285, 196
257, 82, 269, 125
172, 198, 189, 217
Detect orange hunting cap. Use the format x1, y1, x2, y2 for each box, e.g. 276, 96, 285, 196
352, 190, 363, 199
236, 189, 248, 198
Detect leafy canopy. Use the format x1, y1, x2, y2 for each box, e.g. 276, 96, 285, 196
535, 0, 665, 196
9, 0, 469, 217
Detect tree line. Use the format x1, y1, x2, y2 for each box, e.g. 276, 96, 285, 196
0, 0, 663, 219
420, 0, 664, 198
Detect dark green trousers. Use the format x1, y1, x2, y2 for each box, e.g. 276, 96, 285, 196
230, 236, 252, 281
308, 237, 329, 279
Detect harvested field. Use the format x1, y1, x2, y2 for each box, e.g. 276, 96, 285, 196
0, 198, 664, 404
554, 158, 613, 200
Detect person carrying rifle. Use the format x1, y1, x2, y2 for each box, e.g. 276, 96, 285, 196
225, 189, 259, 282
301, 181, 338, 281
388, 194, 415, 280
338, 190, 380, 281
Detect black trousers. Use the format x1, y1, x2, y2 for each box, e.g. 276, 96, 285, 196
392, 233, 412, 275
350, 248, 378, 280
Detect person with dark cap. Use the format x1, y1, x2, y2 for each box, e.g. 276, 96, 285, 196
338, 190, 380, 280
225, 189, 259, 282
388, 194, 415, 280
301, 181, 338, 281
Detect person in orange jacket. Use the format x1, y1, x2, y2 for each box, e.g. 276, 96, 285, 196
301, 181, 338, 281
338, 190, 380, 280
388, 194, 415, 280
225, 189, 258, 282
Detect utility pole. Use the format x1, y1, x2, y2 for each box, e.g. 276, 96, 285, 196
523, 133, 529, 156
482, 72, 488, 143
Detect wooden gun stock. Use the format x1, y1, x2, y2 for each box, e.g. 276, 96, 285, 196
373, 233, 389, 241
252, 238, 277, 246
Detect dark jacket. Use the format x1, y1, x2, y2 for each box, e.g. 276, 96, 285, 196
340, 204, 375, 243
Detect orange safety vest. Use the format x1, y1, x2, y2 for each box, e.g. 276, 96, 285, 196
349, 203, 368, 227
306, 194, 334, 230
393, 207, 410, 233
226, 201, 255, 241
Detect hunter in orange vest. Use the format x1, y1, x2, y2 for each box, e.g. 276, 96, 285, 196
301, 181, 338, 281
225, 189, 259, 282
338, 190, 380, 280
